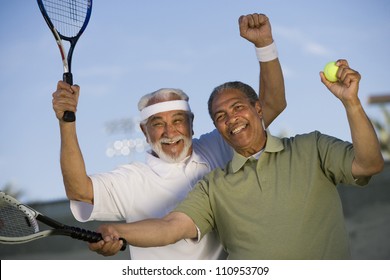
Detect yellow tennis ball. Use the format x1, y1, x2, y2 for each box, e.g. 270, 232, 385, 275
323, 61, 339, 82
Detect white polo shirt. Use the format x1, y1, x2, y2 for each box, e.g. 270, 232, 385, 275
70, 129, 232, 259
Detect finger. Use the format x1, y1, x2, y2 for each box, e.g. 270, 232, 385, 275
336, 59, 349, 68
57, 80, 73, 91
98, 240, 122, 256
238, 15, 249, 32
52, 92, 78, 112
88, 240, 105, 251
341, 68, 361, 88
246, 14, 255, 28
70, 84, 80, 94
238, 15, 245, 25
103, 235, 114, 242
319, 72, 333, 90
252, 13, 260, 26
254, 13, 269, 27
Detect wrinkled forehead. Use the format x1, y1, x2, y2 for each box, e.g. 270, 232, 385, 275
211, 89, 247, 111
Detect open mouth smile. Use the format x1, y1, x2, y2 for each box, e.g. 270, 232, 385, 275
230, 124, 247, 135
161, 139, 183, 146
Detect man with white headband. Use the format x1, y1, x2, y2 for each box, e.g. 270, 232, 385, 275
52, 13, 286, 259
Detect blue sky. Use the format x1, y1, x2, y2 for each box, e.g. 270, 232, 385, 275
1, 1, 389, 202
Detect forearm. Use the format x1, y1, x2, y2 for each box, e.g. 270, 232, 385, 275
106, 212, 197, 247
59, 122, 93, 203
259, 57, 286, 128
345, 100, 384, 177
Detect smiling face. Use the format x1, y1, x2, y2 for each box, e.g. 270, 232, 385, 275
211, 88, 266, 157
141, 109, 193, 163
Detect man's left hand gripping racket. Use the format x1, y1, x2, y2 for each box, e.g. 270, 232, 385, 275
0, 191, 127, 250
37, 0, 93, 122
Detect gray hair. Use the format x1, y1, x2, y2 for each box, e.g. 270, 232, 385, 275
138, 88, 192, 125
138, 88, 190, 111
207, 81, 258, 120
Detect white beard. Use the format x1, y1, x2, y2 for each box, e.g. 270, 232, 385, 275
149, 135, 192, 163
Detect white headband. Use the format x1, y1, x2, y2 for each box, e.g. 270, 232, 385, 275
140, 100, 191, 121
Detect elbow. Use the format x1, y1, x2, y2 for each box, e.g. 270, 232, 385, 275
364, 157, 385, 176
280, 99, 287, 113
353, 155, 385, 178
372, 157, 385, 175
63, 177, 94, 204
65, 188, 83, 202
371, 152, 385, 175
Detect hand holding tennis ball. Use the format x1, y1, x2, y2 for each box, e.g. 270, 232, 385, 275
323, 61, 339, 82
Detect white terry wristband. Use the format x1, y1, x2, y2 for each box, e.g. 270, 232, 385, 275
255, 42, 278, 62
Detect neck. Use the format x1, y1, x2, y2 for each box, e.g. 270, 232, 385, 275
236, 133, 267, 158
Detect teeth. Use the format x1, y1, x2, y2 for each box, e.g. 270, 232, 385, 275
231, 125, 246, 135
161, 139, 181, 144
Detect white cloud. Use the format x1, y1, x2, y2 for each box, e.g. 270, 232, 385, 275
304, 42, 330, 56
274, 25, 331, 57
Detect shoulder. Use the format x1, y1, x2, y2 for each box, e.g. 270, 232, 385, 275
282, 130, 343, 147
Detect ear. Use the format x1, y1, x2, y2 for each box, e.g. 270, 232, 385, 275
190, 113, 195, 136
139, 124, 150, 143
255, 101, 263, 118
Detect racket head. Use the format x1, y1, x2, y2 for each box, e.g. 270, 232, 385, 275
0, 192, 127, 250
37, 0, 93, 42
37, 0, 93, 73
0, 192, 40, 241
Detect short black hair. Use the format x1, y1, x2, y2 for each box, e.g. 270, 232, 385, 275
207, 81, 258, 121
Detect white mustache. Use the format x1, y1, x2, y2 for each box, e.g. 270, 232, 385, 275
160, 136, 184, 144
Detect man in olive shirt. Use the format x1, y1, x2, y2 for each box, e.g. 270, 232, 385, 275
90, 59, 384, 259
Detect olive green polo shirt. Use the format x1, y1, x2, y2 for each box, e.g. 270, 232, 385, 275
175, 131, 369, 259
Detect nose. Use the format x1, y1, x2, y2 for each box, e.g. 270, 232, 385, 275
225, 112, 237, 126
163, 123, 176, 137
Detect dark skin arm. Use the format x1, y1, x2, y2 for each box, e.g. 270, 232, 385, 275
320, 59, 384, 178
88, 212, 197, 256
239, 13, 286, 127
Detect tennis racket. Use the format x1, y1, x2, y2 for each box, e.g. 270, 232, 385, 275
0, 192, 127, 251
37, 0, 93, 122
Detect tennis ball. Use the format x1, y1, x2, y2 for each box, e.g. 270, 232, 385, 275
323, 61, 339, 82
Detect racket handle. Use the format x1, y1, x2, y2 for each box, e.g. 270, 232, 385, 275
68, 226, 127, 251
62, 72, 76, 122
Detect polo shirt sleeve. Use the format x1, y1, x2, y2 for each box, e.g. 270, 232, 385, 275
174, 178, 215, 241
316, 131, 371, 186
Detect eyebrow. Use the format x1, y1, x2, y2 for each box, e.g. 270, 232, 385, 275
148, 112, 188, 122
213, 100, 243, 119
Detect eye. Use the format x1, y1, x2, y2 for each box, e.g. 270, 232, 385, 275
214, 112, 225, 122
151, 121, 164, 127
234, 104, 244, 111
173, 118, 184, 124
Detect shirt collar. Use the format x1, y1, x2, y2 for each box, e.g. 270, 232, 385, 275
230, 130, 284, 173
145, 148, 208, 177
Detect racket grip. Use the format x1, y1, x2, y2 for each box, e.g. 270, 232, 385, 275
68, 226, 102, 242
62, 72, 76, 122
68, 226, 127, 251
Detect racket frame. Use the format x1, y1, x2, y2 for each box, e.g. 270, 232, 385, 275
0, 192, 127, 250
36, 0, 93, 121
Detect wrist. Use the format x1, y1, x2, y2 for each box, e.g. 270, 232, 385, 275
255, 42, 278, 62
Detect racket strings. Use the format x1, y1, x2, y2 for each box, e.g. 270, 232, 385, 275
42, 0, 89, 37
0, 202, 39, 238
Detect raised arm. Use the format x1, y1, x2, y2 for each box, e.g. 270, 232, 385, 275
239, 13, 286, 127
52, 81, 94, 204
88, 212, 197, 256
320, 59, 384, 179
